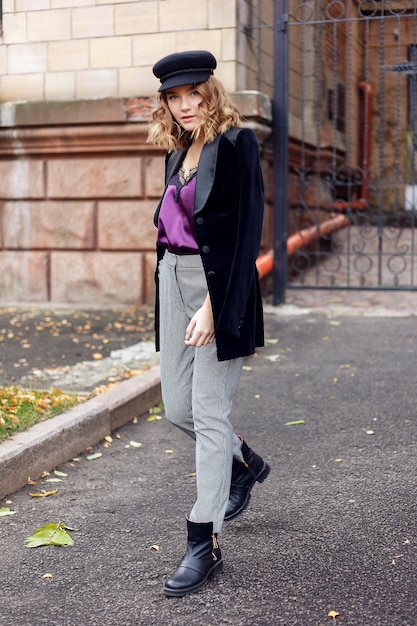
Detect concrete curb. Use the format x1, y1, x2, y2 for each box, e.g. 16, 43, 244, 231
0, 365, 161, 499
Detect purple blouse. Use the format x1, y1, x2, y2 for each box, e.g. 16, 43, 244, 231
157, 171, 199, 254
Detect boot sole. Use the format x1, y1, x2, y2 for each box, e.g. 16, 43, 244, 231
224, 461, 271, 521
163, 559, 223, 597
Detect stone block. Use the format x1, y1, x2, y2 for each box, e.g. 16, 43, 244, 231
16, 0, 49, 10
48, 40, 89, 71
98, 200, 156, 250
0, 252, 48, 302
0, 74, 44, 102
47, 156, 142, 198
115, 2, 158, 36
50, 251, 144, 304
7, 42, 47, 74
90, 36, 132, 69
160, 0, 207, 31
0, 160, 44, 199
45, 72, 76, 100
144, 156, 165, 197
27, 9, 71, 42
76, 69, 118, 99
132, 33, 176, 66
119, 66, 156, 99
2, 12, 27, 45
3, 201, 95, 249
71, 5, 114, 38
144, 251, 157, 305
209, 0, 236, 28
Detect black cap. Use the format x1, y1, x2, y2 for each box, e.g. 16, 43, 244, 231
153, 50, 217, 92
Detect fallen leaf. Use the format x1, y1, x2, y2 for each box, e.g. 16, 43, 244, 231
129, 440, 142, 448
0, 507, 16, 517
265, 338, 279, 344
54, 470, 67, 477
42, 573, 53, 579
25, 522, 74, 548
284, 420, 305, 426
27, 478, 37, 486
328, 610, 339, 621
242, 365, 252, 371
92, 353, 103, 360
187, 472, 196, 478
41, 471, 50, 478
334, 458, 344, 463
150, 544, 160, 551
332, 377, 339, 383
147, 414, 162, 422
86, 452, 102, 461
29, 489, 59, 498
165, 449, 174, 454
340, 364, 351, 369
365, 429, 375, 435
265, 354, 280, 362
44, 478, 63, 483
105, 435, 113, 443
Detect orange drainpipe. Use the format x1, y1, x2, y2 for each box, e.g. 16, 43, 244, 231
256, 214, 349, 280
256, 82, 373, 280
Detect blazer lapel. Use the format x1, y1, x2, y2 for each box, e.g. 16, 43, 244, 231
165, 149, 185, 184
154, 149, 186, 225
194, 134, 221, 214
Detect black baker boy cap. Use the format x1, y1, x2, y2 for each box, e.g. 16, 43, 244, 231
153, 50, 217, 92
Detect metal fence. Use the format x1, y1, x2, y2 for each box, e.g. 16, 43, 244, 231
271, 0, 417, 303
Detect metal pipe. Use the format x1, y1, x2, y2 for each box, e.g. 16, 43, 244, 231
256, 214, 349, 280
272, 0, 289, 304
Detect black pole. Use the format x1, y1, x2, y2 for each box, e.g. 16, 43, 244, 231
273, 0, 289, 305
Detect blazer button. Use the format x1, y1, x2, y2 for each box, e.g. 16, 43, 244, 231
207, 270, 216, 278
202, 245, 210, 254
196, 217, 204, 225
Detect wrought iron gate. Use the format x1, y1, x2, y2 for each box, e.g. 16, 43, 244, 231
272, 0, 417, 303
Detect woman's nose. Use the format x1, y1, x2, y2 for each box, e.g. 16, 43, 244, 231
180, 98, 191, 110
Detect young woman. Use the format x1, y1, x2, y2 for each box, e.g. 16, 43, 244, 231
148, 50, 270, 597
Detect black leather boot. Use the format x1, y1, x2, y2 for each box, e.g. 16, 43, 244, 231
163, 519, 223, 597
224, 439, 270, 521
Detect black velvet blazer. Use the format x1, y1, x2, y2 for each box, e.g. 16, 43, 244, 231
154, 127, 265, 361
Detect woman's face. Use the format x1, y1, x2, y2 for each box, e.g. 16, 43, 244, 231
165, 84, 204, 131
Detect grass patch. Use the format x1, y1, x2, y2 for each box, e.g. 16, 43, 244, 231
0, 386, 89, 442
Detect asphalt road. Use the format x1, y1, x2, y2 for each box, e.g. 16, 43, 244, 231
1, 310, 416, 625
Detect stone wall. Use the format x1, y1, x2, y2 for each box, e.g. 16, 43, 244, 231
0, 93, 273, 305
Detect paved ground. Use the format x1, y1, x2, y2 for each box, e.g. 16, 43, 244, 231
1, 290, 417, 625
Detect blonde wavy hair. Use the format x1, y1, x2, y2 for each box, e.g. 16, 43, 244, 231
147, 76, 243, 151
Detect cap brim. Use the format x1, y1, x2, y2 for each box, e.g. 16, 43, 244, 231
158, 70, 211, 92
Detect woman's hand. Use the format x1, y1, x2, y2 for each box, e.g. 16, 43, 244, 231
185, 293, 215, 347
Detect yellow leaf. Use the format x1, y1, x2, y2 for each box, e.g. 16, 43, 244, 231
105, 435, 113, 443
334, 458, 344, 463
150, 544, 160, 551
29, 489, 58, 498
147, 414, 162, 422
93, 353, 103, 360
328, 610, 339, 621
165, 449, 174, 454
27, 477, 37, 486
332, 377, 339, 383
42, 573, 53, 579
